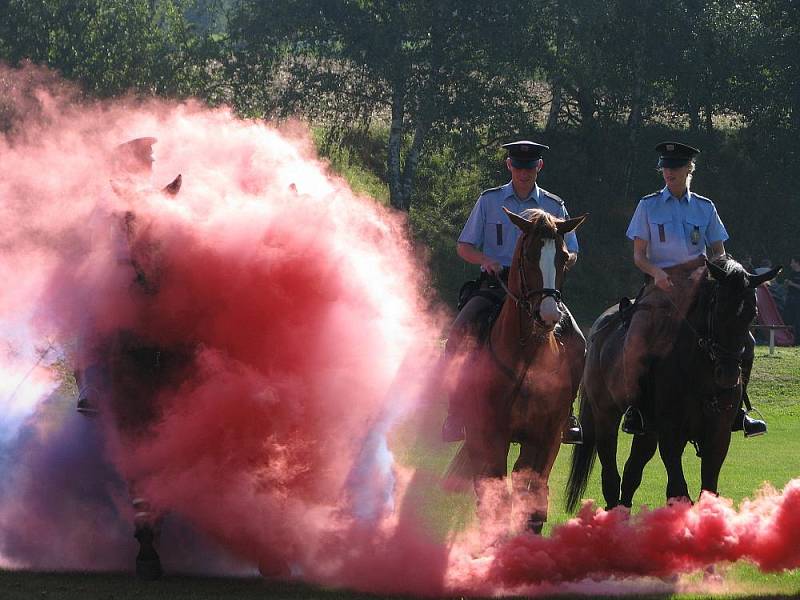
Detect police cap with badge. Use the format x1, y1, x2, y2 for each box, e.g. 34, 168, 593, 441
655, 141, 700, 168
502, 140, 549, 169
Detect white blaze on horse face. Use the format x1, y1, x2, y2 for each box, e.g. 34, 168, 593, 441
538, 239, 562, 326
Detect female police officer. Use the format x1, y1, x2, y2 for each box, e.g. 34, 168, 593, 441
621, 142, 766, 437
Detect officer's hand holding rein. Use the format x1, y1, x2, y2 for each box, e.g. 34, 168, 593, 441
481, 257, 503, 276
654, 269, 674, 291
565, 252, 578, 270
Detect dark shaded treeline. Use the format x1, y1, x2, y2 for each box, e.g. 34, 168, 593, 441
0, 0, 797, 321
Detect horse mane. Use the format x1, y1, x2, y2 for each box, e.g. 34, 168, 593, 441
710, 254, 744, 275
709, 254, 748, 286
692, 255, 748, 318
519, 208, 558, 238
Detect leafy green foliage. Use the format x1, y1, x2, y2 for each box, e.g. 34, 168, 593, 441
0, 0, 223, 99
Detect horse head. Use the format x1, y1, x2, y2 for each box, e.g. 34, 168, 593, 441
503, 207, 587, 332
705, 258, 781, 388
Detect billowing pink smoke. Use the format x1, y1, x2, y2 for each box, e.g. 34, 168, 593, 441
0, 63, 446, 591
1, 64, 799, 595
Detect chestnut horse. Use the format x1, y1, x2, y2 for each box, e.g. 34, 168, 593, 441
445, 208, 586, 533
565, 257, 780, 512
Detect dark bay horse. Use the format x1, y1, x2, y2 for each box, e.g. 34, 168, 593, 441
445, 208, 586, 534
565, 257, 780, 512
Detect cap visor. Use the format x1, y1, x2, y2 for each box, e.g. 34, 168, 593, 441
510, 158, 538, 169
658, 157, 690, 168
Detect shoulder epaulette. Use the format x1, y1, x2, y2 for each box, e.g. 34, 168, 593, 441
692, 193, 713, 204
641, 191, 660, 200
539, 188, 564, 205
479, 185, 503, 196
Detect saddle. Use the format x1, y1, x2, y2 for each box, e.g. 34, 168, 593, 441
457, 273, 507, 345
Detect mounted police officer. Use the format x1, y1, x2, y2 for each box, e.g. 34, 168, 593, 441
621, 142, 766, 438
441, 140, 584, 444
75, 137, 181, 415
74, 135, 182, 580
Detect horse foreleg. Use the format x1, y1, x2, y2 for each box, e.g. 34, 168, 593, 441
594, 417, 623, 510
658, 435, 691, 502
467, 435, 510, 538
620, 431, 658, 507
513, 434, 560, 534
699, 411, 735, 497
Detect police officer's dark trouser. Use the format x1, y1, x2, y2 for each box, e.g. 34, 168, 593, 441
444, 283, 506, 419
741, 331, 755, 410
622, 259, 706, 408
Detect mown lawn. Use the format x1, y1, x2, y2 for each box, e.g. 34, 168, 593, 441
2, 349, 798, 599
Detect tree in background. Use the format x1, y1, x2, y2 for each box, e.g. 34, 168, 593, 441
228, 0, 551, 211
0, 0, 221, 99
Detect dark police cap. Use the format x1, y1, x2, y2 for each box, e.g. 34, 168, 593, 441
656, 141, 700, 168
502, 140, 548, 168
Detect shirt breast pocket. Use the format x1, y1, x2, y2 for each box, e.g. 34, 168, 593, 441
683, 217, 707, 247
484, 221, 505, 251
648, 216, 672, 244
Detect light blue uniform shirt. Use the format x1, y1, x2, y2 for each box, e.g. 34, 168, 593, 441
626, 186, 728, 268
458, 182, 578, 268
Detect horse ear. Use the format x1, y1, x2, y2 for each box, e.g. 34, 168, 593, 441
706, 259, 729, 281
503, 207, 531, 232
748, 266, 782, 288
556, 213, 588, 235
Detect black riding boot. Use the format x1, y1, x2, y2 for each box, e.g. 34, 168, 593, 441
732, 405, 767, 437
441, 406, 466, 442
731, 334, 767, 437
74, 366, 101, 416
621, 405, 646, 435
561, 414, 583, 445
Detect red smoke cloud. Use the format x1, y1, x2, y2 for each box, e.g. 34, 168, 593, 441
0, 62, 446, 592
1, 63, 799, 595
473, 481, 800, 593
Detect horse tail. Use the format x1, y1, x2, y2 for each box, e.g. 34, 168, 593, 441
565, 383, 597, 513
441, 443, 473, 493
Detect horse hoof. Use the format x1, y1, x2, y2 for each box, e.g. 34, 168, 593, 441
134, 525, 162, 580
136, 556, 163, 581
667, 496, 693, 506
526, 519, 544, 535
703, 565, 723, 584
258, 557, 291, 579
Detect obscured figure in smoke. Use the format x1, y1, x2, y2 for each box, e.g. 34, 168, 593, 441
73, 136, 184, 580
440, 140, 584, 445
621, 142, 766, 438
784, 257, 800, 346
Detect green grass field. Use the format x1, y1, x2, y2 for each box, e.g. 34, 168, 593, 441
2, 348, 798, 599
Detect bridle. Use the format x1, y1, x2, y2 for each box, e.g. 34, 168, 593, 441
497, 232, 563, 345
666, 278, 750, 378
698, 284, 751, 365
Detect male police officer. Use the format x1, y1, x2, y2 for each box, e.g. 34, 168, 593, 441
621, 141, 766, 438
441, 140, 583, 443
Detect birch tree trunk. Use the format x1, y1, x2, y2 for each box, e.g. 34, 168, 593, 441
387, 82, 406, 210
